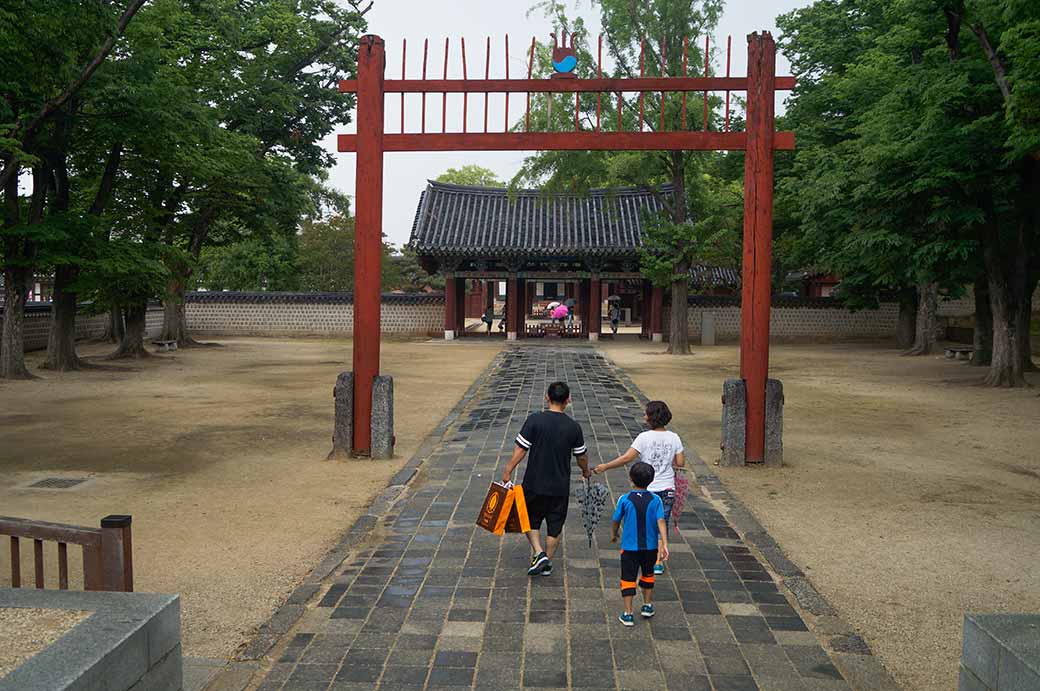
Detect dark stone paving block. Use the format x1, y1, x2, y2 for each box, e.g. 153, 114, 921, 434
386, 648, 434, 666
612, 639, 657, 670
571, 667, 615, 687
665, 671, 711, 690
728, 616, 778, 644
319, 583, 348, 607
682, 600, 721, 615
330, 607, 370, 620
379, 666, 429, 685
784, 645, 844, 680
288, 663, 338, 683
474, 664, 521, 689
434, 650, 478, 667
649, 626, 692, 641
711, 675, 761, 690
427, 666, 475, 686
699, 643, 751, 676
350, 632, 398, 649
335, 664, 383, 683
396, 633, 439, 649
523, 669, 568, 687
448, 608, 487, 622
766, 616, 809, 632
344, 647, 390, 666
751, 591, 788, 605
529, 610, 566, 624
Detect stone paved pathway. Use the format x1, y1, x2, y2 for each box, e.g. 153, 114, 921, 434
256, 347, 852, 691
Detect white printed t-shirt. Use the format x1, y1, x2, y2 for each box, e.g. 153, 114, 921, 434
631, 430, 684, 492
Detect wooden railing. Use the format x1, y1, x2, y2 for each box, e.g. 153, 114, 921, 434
0, 515, 133, 592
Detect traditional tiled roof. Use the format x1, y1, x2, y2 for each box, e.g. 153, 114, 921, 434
408, 181, 672, 260
690, 264, 741, 288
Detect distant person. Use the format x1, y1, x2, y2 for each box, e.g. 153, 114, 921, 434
482, 305, 494, 334
611, 461, 669, 626
595, 400, 685, 575
609, 304, 621, 334
501, 381, 591, 576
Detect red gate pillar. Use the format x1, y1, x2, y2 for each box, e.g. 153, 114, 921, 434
455, 278, 466, 335
351, 35, 385, 456
650, 286, 665, 342
740, 33, 777, 463
588, 275, 601, 341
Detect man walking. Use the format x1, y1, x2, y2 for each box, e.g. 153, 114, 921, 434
501, 381, 590, 576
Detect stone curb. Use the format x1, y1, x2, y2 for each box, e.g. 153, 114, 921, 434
230, 349, 505, 668
602, 349, 903, 691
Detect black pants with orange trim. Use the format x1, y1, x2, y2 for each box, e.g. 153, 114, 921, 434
620, 549, 658, 596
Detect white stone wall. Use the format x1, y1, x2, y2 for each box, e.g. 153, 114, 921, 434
184, 299, 444, 337
663, 302, 900, 341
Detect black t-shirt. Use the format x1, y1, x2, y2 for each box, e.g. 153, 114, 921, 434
515, 410, 587, 496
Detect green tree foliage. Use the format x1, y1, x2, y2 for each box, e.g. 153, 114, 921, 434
777, 0, 1039, 384
435, 165, 504, 187
195, 233, 299, 292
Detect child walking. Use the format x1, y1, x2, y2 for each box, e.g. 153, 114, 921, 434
611, 462, 669, 626
594, 400, 685, 574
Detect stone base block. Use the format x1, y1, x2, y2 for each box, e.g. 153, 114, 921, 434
507, 331, 517, 341
588, 332, 599, 342
329, 372, 395, 459
651, 332, 663, 343
701, 313, 716, 346
444, 329, 455, 340
959, 613, 1040, 691
720, 378, 784, 467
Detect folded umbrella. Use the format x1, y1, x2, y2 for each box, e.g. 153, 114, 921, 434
576, 479, 611, 547
671, 471, 690, 534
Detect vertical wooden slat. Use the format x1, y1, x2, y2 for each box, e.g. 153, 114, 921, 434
573, 33, 579, 131
421, 38, 428, 133
682, 37, 688, 129
659, 36, 666, 132
703, 34, 710, 131
725, 35, 732, 132
10, 536, 20, 588
82, 543, 103, 591
34, 538, 44, 588
461, 37, 468, 133
504, 34, 510, 131
596, 35, 602, 131
638, 38, 644, 131
442, 37, 449, 133
58, 542, 69, 590
525, 36, 535, 132
484, 36, 490, 133
400, 38, 406, 134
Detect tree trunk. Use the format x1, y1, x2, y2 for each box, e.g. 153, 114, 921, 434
107, 303, 149, 359
903, 283, 937, 356
1016, 275, 1036, 373
43, 264, 84, 370
985, 274, 1025, 386
896, 288, 917, 350
971, 276, 993, 366
1, 266, 35, 379
667, 275, 690, 354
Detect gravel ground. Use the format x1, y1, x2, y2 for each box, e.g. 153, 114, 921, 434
602, 340, 1040, 691
0, 337, 501, 659
0, 608, 88, 679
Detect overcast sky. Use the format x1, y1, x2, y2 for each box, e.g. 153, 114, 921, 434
325, 0, 812, 247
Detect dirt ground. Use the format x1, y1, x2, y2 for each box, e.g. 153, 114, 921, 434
0, 337, 500, 660
0, 608, 88, 679
602, 341, 1040, 691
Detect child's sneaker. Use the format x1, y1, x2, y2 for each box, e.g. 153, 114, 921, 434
640, 604, 655, 618
527, 552, 549, 576
618, 612, 635, 627
654, 562, 665, 575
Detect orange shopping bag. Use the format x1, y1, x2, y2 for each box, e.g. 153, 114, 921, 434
476, 482, 531, 535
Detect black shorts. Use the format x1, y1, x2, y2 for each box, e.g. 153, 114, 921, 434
620, 549, 658, 595
524, 492, 569, 538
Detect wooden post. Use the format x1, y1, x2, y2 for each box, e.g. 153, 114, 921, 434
588, 275, 601, 341
100, 515, 133, 592
506, 275, 519, 340
517, 278, 526, 336
352, 35, 386, 457
579, 279, 590, 336
444, 272, 457, 339
455, 278, 466, 335
740, 33, 776, 463
641, 280, 652, 339
650, 286, 665, 342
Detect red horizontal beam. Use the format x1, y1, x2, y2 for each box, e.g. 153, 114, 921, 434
337, 130, 795, 152
338, 76, 795, 94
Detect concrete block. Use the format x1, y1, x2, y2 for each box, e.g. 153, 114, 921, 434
329, 371, 353, 459
701, 312, 716, 346
765, 378, 784, 467
720, 378, 746, 467
959, 664, 990, 691
371, 375, 394, 459
146, 595, 181, 667
128, 644, 182, 691
962, 614, 1000, 688
961, 613, 1040, 691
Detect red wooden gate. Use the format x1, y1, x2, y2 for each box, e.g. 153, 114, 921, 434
337, 32, 794, 462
